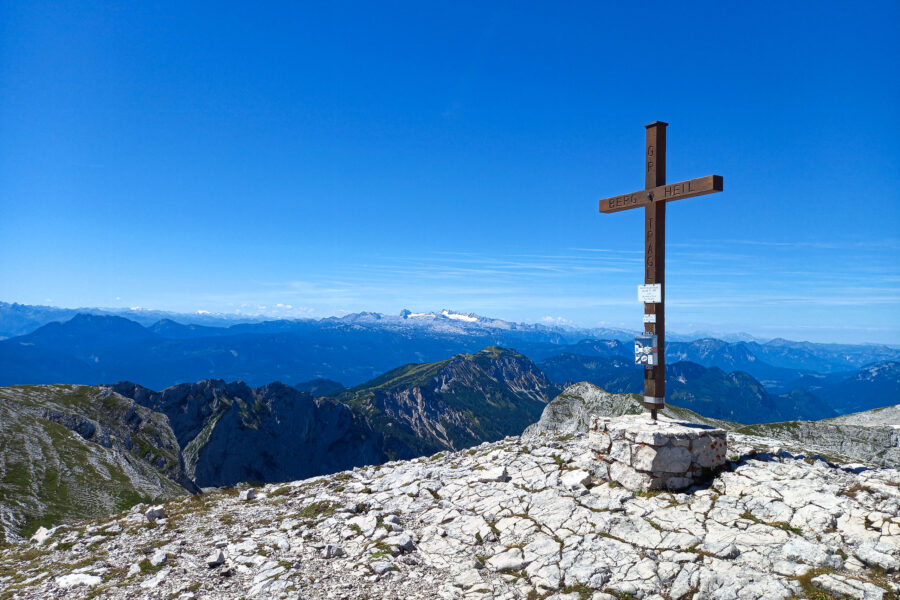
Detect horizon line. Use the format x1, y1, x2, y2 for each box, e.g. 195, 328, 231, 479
2, 299, 898, 348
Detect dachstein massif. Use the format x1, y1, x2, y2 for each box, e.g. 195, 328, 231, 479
0, 306, 898, 600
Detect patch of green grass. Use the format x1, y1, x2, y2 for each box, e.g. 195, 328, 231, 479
561, 584, 594, 599
841, 484, 875, 499
296, 501, 337, 521
596, 531, 629, 545
604, 590, 639, 600
498, 568, 527, 579
769, 521, 802, 535
740, 511, 802, 535
740, 510, 759, 522
100, 565, 129, 583
634, 490, 668, 499
138, 559, 163, 574
786, 568, 843, 600
268, 486, 291, 497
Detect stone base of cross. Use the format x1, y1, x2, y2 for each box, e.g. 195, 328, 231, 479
588, 414, 728, 490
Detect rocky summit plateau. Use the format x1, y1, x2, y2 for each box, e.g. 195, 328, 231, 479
2, 418, 899, 600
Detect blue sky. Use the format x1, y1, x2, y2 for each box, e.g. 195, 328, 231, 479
1, 1, 898, 343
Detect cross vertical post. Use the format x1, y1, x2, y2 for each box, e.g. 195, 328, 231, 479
644, 121, 667, 420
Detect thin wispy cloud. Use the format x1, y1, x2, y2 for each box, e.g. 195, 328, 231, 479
166, 244, 897, 343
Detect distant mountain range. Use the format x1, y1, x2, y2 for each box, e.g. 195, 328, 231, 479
0, 301, 268, 339
0, 300, 810, 345
0, 301, 635, 342
1, 303, 898, 418
0, 310, 628, 389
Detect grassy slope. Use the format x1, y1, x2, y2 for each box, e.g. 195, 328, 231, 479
0, 385, 187, 543
337, 348, 549, 459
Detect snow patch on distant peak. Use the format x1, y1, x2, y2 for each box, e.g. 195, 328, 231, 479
405, 312, 436, 319
441, 310, 479, 322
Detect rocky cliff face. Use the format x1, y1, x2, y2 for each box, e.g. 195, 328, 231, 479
736, 405, 900, 468
108, 380, 385, 488
523, 382, 734, 440
2, 426, 897, 600
0, 385, 191, 543
336, 347, 559, 460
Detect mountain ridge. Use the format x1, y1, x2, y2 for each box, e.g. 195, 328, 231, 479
335, 347, 560, 460
107, 379, 385, 488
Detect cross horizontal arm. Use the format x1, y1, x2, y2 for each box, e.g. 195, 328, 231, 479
598, 174, 723, 214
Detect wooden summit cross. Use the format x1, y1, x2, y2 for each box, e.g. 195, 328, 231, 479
598, 121, 723, 421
